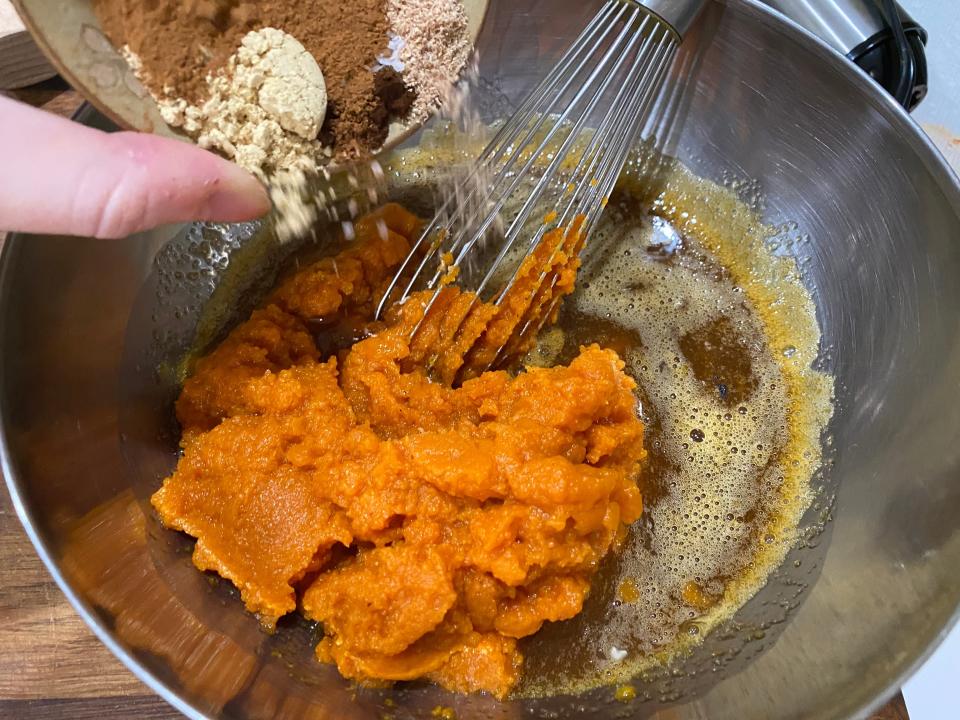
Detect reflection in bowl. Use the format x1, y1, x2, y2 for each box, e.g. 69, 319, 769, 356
4, 0, 960, 717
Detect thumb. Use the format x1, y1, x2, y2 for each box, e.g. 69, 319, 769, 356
0, 96, 271, 239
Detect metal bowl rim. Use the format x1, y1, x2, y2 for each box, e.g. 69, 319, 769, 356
2, 0, 960, 717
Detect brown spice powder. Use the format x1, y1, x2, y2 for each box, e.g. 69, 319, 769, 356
92, 0, 411, 153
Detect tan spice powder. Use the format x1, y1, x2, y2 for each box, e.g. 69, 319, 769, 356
385, 0, 471, 124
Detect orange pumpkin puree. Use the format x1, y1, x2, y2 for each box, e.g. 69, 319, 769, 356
153, 204, 646, 698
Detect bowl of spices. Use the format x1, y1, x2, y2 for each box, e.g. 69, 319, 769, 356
11, 0, 488, 177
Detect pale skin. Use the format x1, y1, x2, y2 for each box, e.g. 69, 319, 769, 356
0, 96, 271, 238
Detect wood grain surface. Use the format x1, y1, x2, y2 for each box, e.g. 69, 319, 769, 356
0, 80, 913, 720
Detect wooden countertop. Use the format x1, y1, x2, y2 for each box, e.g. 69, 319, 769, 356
0, 80, 912, 720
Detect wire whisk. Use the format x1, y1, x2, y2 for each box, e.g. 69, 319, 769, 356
376, 0, 704, 376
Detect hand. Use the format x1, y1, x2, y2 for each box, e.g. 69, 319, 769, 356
0, 95, 271, 239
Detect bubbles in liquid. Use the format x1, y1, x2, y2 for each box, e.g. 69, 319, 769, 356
170, 129, 833, 698
513, 162, 832, 695
382, 136, 832, 695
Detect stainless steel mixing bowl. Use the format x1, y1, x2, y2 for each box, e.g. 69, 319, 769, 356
2, 0, 959, 718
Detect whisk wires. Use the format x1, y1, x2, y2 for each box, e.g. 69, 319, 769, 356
376, 0, 681, 374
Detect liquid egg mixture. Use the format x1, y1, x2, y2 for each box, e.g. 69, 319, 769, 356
517, 164, 833, 696
156, 147, 832, 699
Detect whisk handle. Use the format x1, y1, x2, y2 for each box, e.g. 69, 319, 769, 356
635, 0, 705, 38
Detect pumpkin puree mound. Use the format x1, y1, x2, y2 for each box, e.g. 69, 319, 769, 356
152, 204, 646, 698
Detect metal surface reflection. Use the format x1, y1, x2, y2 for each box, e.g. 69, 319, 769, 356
1, 0, 959, 718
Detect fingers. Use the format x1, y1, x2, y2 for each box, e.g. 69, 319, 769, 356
0, 96, 271, 238
72, 130, 272, 238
